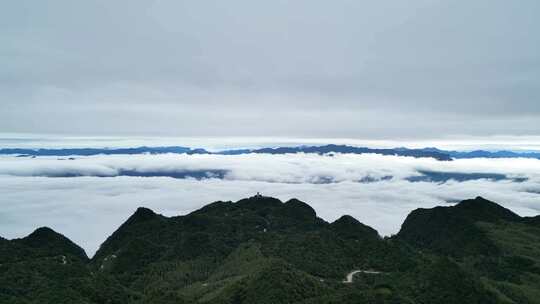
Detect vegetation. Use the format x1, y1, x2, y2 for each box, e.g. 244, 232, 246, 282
1, 195, 540, 303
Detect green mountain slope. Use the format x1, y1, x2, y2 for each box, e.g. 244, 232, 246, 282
396, 196, 519, 256
397, 196, 540, 303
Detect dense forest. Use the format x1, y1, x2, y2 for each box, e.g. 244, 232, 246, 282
2, 195, 540, 303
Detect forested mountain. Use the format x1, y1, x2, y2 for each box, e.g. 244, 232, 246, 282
2, 196, 540, 303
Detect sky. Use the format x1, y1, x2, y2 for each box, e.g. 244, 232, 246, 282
2, 0, 539, 138
1, 1, 540, 257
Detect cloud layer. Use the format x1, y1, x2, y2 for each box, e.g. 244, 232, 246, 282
0, 153, 538, 182
1, 153, 539, 256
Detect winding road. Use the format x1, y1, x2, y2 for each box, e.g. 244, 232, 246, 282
343, 270, 383, 283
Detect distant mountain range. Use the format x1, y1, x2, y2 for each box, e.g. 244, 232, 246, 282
417, 147, 540, 160
3, 144, 540, 161
447, 149, 540, 159
235, 144, 452, 160
2, 195, 540, 303
1, 146, 207, 156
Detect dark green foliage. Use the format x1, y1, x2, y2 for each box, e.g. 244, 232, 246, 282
330, 215, 380, 241
211, 259, 331, 304
402, 257, 499, 304
396, 196, 518, 257
1, 227, 88, 264
454, 197, 521, 222
522, 215, 540, 226
2, 195, 540, 303
18, 227, 88, 260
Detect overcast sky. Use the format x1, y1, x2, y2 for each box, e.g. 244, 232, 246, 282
1, 0, 539, 139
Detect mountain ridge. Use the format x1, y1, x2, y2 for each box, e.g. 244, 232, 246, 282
2, 195, 533, 261
1, 144, 452, 160
5, 144, 540, 161
2, 195, 540, 303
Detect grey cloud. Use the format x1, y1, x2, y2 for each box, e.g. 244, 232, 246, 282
1, 0, 539, 137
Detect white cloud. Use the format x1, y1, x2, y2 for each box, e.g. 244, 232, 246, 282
1, 153, 540, 257
1, 153, 539, 182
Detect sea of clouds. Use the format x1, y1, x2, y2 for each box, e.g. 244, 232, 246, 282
1, 152, 540, 256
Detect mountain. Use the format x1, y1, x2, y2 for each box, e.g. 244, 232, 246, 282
5, 144, 540, 161
397, 197, 540, 302
1, 144, 452, 160
0, 146, 208, 157
420, 147, 540, 160
226, 144, 453, 160
397, 197, 520, 257
2, 196, 540, 303
0, 227, 96, 304
448, 150, 540, 159
15, 227, 89, 261
329, 215, 379, 241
